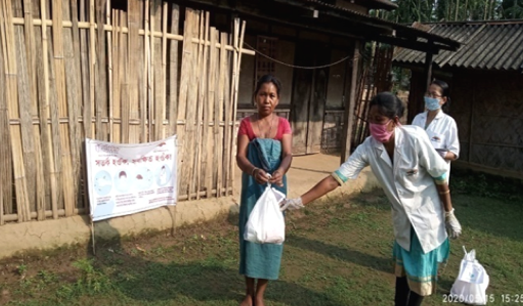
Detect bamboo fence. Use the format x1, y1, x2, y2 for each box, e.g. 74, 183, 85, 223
0, 0, 251, 225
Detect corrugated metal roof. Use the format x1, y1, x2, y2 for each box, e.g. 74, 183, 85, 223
393, 21, 523, 72
295, 0, 461, 50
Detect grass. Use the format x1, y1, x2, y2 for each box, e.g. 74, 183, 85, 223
0, 172, 522, 306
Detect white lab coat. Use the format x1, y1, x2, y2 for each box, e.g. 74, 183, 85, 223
333, 125, 448, 254
412, 110, 460, 175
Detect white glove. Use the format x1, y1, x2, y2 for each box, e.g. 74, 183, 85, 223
445, 209, 462, 239
280, 197, 304, 212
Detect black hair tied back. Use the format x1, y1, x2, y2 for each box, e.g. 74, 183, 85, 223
431, 79, 451, 112
369, 92, 405, 120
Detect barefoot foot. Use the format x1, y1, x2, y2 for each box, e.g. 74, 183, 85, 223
255, 297, 265, 306
240, 295, 254, 306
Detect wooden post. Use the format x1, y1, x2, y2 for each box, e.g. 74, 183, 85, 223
340, 41, 360, 164
424, 42, 434, 93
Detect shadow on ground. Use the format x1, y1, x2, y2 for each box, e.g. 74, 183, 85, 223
87, 224, 343, 306
285, 235, 392, 274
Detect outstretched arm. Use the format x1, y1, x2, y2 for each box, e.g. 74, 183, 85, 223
300, 175, 340, 205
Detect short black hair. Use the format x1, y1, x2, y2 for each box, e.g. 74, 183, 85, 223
369, 92, 405, 119
254, 75, 281, 97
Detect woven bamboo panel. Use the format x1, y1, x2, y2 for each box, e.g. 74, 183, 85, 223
0, 1, 248, 224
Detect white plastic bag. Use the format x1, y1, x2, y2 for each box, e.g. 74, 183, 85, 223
244, 184, 286, 244
450, 246, 490, 305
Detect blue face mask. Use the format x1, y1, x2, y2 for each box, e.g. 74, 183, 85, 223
424, 96, 441, 111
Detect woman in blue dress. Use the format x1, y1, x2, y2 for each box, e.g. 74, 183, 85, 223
236, 75, 293, 306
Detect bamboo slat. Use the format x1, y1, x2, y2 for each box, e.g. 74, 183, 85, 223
184, 10, 201, 200
45, 0, 65, 215
52, 0, 75, 216
2, 0, 31, 222
158, 1, 168, 140
176, 8, 196, 199
110, 9, 120, 143
1, 1, 248, 224
79, 0, 91, 140
88, 0, 97, 142
13, 0, 37, 218
107, 3, 114, 143
153, 0, 164, 141
65, 0, 82, 209
194, 12, 209, 200
144, 0, 152, 141
222, 32, 232, 197
138, 1, 147, 143
125, 0, 141, 143
216, 32, 227, 197
8, 16, 257, 57
0, 17, 12, 224
168, 4, 179, 136
204, 28, 217, 198
230, 20, 246, 194
95, 0, 108, 141
23, 0, 45, 219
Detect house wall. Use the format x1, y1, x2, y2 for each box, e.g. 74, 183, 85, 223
451, 69, 523, 178
410, 68, 523, 179
235, 19, 354, 155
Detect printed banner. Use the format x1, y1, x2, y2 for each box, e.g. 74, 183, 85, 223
86, 136, 177, 222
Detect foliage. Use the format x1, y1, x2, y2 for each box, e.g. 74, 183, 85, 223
381, 0, 523, 23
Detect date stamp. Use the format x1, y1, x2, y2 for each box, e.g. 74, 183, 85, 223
443, 294, 523, 303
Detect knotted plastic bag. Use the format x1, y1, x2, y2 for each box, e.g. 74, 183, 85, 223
244, 183, 286, 244
450, 246, 490, 305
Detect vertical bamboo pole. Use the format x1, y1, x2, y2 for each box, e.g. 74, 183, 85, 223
12, 0, 37, 219
33, 0, 53, 215
205, 28, 217, 198
185, 11, 202, 200
23, 0, 46, 220
61, 0, 80, 216
222, 32, 233, 197
119, 9, 128, 143
144, 0, 152, 142
194, 12, 209, 200
52, 0, 75, 216
111, 9, 121, 143
151, 0, 164, 141
107, 1, 114, 142
96, 0, 108, 141
47, 0, 64, 214
125, 1, 139, 143
1, 0, 31, 221
168, 4, 179, 136
89, 0, 97, 141
79, 0, 92, 140
176, 9, 197, 199
230, 20, 245, 194
0, 16, 12, 223
216, 32, 227, 197
70, 0, 85, 209
156, 0, 167, 140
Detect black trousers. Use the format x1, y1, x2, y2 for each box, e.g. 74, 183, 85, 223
395, 277, 424, 306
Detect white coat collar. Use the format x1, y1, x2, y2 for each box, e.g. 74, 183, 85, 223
420, 110, 444, 120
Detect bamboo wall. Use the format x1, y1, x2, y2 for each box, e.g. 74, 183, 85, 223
0, 0, 247, 225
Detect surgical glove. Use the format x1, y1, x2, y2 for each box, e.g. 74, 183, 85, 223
280, 197, 304, 212
445, 208, 462, 239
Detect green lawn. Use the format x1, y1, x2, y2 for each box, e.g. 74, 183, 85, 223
1, 172, 522, 306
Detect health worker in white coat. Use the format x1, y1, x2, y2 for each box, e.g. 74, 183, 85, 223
412, 80, 459, 180
280, 92, 462, 306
